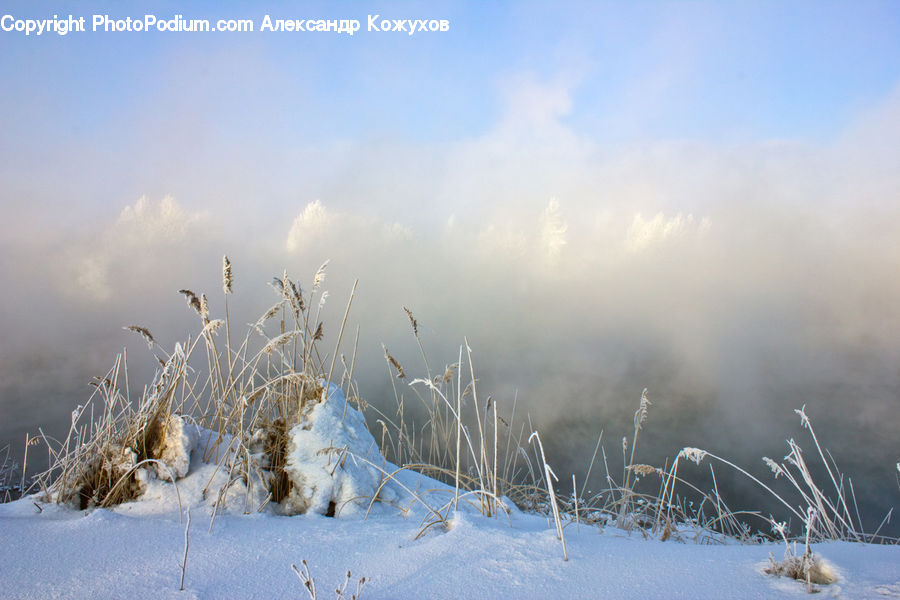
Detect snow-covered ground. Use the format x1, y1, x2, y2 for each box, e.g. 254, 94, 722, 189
2, 388, 897, 599
2, 491, 899, 599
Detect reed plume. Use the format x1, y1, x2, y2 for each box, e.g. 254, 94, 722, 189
124, 325, 155, 349
383, 346, 405, 379
178, 289, 202, 315
222, 255, 233, 295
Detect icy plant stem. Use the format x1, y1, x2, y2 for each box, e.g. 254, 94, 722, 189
180, 507, 191, 591
465, 338, 491, 516
344, 325, 360, 400
798, 407, 860, 539
573, 474, 580, 532
580, 431, 603, 500
328, 279, 357, 407
665, 449, 806, 529
222, 259, 235, 410
291, 560, 317, 600
455, 345, 462, 512
21, 433, 30, 497
493, 397, 498, 511
529, 431, 568, 561
501, 391, 518, 485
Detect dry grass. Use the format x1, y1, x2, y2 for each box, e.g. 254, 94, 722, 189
0, 445, 18, 503
765, 515, 838, 593
766, 547, 838, 592
370, 309, 897, 549
292, 560, 367, 600
33, 347, 189, 509
15, 257, 894, 557
29, 259, 359, 519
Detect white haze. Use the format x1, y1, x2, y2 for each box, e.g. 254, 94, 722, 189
1, 78, 899, 530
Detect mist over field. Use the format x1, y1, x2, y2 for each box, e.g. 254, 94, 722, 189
1, 2, 899, 536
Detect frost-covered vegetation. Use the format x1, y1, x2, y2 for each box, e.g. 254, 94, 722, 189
26, 259, 396, 520
5, 257, 898, 597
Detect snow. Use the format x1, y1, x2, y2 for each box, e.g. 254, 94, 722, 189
280, 386, 390, 516
1, 494, 898, 599
1, 388, 897, 599
155, 414, 198, 481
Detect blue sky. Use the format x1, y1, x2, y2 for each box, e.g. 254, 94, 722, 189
2, 1, 898, 148
1, 0, 897, 232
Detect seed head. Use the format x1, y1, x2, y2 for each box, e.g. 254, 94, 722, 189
124, 325, 155, 349
222, 255, 233, 295
178, 289, 202, 315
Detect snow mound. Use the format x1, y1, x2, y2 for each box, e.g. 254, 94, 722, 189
281, 384, 392, 516
153, 414, 197, 481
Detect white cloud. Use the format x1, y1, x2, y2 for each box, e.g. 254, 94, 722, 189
624, 212, 710, 253
75, 256, 113, 302
286, 200, 331, 253
116, 195, 198, 242
382, 222, 413, 242
70, 196, 205, 301
476, 223, 528, 258
539, 198, 568, 259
